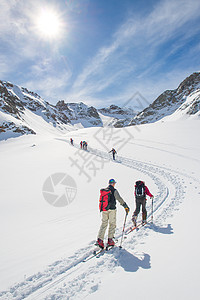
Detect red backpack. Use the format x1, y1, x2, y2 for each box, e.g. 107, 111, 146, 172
99, 188, 112, 212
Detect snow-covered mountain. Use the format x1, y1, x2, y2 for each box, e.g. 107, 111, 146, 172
0, 75, 200, 300
56, 100, 103, 128
0, 81, 136, 140
1, 72, 200, 141
130, 72, 200, 125
98, 104, 137, 127
0, 80, 73, 139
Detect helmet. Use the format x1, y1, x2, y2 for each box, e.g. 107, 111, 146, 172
109, 179, 117, 184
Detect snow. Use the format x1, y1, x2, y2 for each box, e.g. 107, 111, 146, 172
0, 119, 200, 300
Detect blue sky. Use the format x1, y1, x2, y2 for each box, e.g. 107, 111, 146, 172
0, 0, 200, 108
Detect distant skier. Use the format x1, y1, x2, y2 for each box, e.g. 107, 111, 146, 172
109, 148, 117, 160
82, 141, 88, 150
80, 141, 83, 149
132, 180, 154, 226
70, 138, 74, 145
97, 179, 130, 249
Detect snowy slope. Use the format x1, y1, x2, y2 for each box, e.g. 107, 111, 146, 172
162, 89, 200, 121
0, 80, 74, 140
0, 119, 199, 300
130, 72, 200, 125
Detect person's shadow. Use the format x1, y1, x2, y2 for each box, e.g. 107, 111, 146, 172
109, 248, 151, 272
147, 223, 173, 234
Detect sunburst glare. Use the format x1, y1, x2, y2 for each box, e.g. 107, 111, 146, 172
35, 8, 63, 39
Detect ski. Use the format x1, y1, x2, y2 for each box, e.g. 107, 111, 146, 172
106, 244, 115, 251
125, 221, 143, 235
125, 219, 149, 235
83, 242, 117, 262
83, 247, 105, 262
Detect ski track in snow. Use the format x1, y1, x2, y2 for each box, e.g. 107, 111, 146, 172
1, 140, 199, 300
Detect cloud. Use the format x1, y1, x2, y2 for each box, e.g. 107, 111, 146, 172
22, 56, 72, 102
23, 71, 71, 101
0, 0, 72, 102
68, 0, 200, 105
1, 0, 200, 107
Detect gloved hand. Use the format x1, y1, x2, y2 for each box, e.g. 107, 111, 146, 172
123, 202, 129, 214
125, 206, 130, 214
150, 196, 154, 200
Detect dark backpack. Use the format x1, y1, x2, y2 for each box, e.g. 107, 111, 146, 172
135, 181, 145, 198
99, 188, 112, 211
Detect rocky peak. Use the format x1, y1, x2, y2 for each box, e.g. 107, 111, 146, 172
55, 100, 102, 126
177, 72, 200, 96
0, 80, 24, 118
98, 104, 136, 117
130, 71, 200, 125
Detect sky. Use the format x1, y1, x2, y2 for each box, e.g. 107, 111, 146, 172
0, 0, 200, 109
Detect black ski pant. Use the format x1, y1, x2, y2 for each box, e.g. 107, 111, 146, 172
133, 197, 147, 220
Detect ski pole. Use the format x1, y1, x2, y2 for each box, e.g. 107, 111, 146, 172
119, 212, 128, 249
151, 197, 153, 224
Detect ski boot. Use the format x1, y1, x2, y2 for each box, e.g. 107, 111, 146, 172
142, 212, 147, 225
96, 238, 104, 249
132, 215, 137, 227
107, 238, 115, 246
142, 219, 147, 225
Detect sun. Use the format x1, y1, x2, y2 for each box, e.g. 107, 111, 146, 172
36, 9, 63, 39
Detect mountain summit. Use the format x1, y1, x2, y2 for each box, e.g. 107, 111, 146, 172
130, 72, 200, 125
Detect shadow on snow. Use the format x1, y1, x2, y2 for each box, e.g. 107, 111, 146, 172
109, 248, 151, 272
147, 223, 173, 235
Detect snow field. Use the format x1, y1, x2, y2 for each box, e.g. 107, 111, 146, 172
0, 120, 200, 299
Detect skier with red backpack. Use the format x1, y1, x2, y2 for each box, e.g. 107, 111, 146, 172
132, 180, 154, 226
97, 179, 130, 249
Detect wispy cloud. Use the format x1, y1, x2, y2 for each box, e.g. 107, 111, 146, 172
1, 0, 200, 107
67, 0, 200, 106
0, 0, 71, 101
23, 57, 72, 101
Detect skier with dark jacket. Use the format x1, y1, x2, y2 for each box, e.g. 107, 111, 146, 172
97, 179, 130, 249
109, 148, 117, 160
132, 180, 153, 225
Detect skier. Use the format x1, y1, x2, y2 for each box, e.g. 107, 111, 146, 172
70, 138, 74, 145
80, 141, 83, 149
82, 141, 86, 150
85, 142, 88, 151
109, 148, 117, 160
132, 180, 154, 226
97, 179, 130, 249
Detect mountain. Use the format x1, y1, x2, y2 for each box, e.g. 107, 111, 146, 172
130, 72, 200, 125
0, 80, 73, 139
0, 81, 136, 140
98, 104, 136, 118
98, 104, 137, 127
1, 72, 200, 140
56, 100, 103, 128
